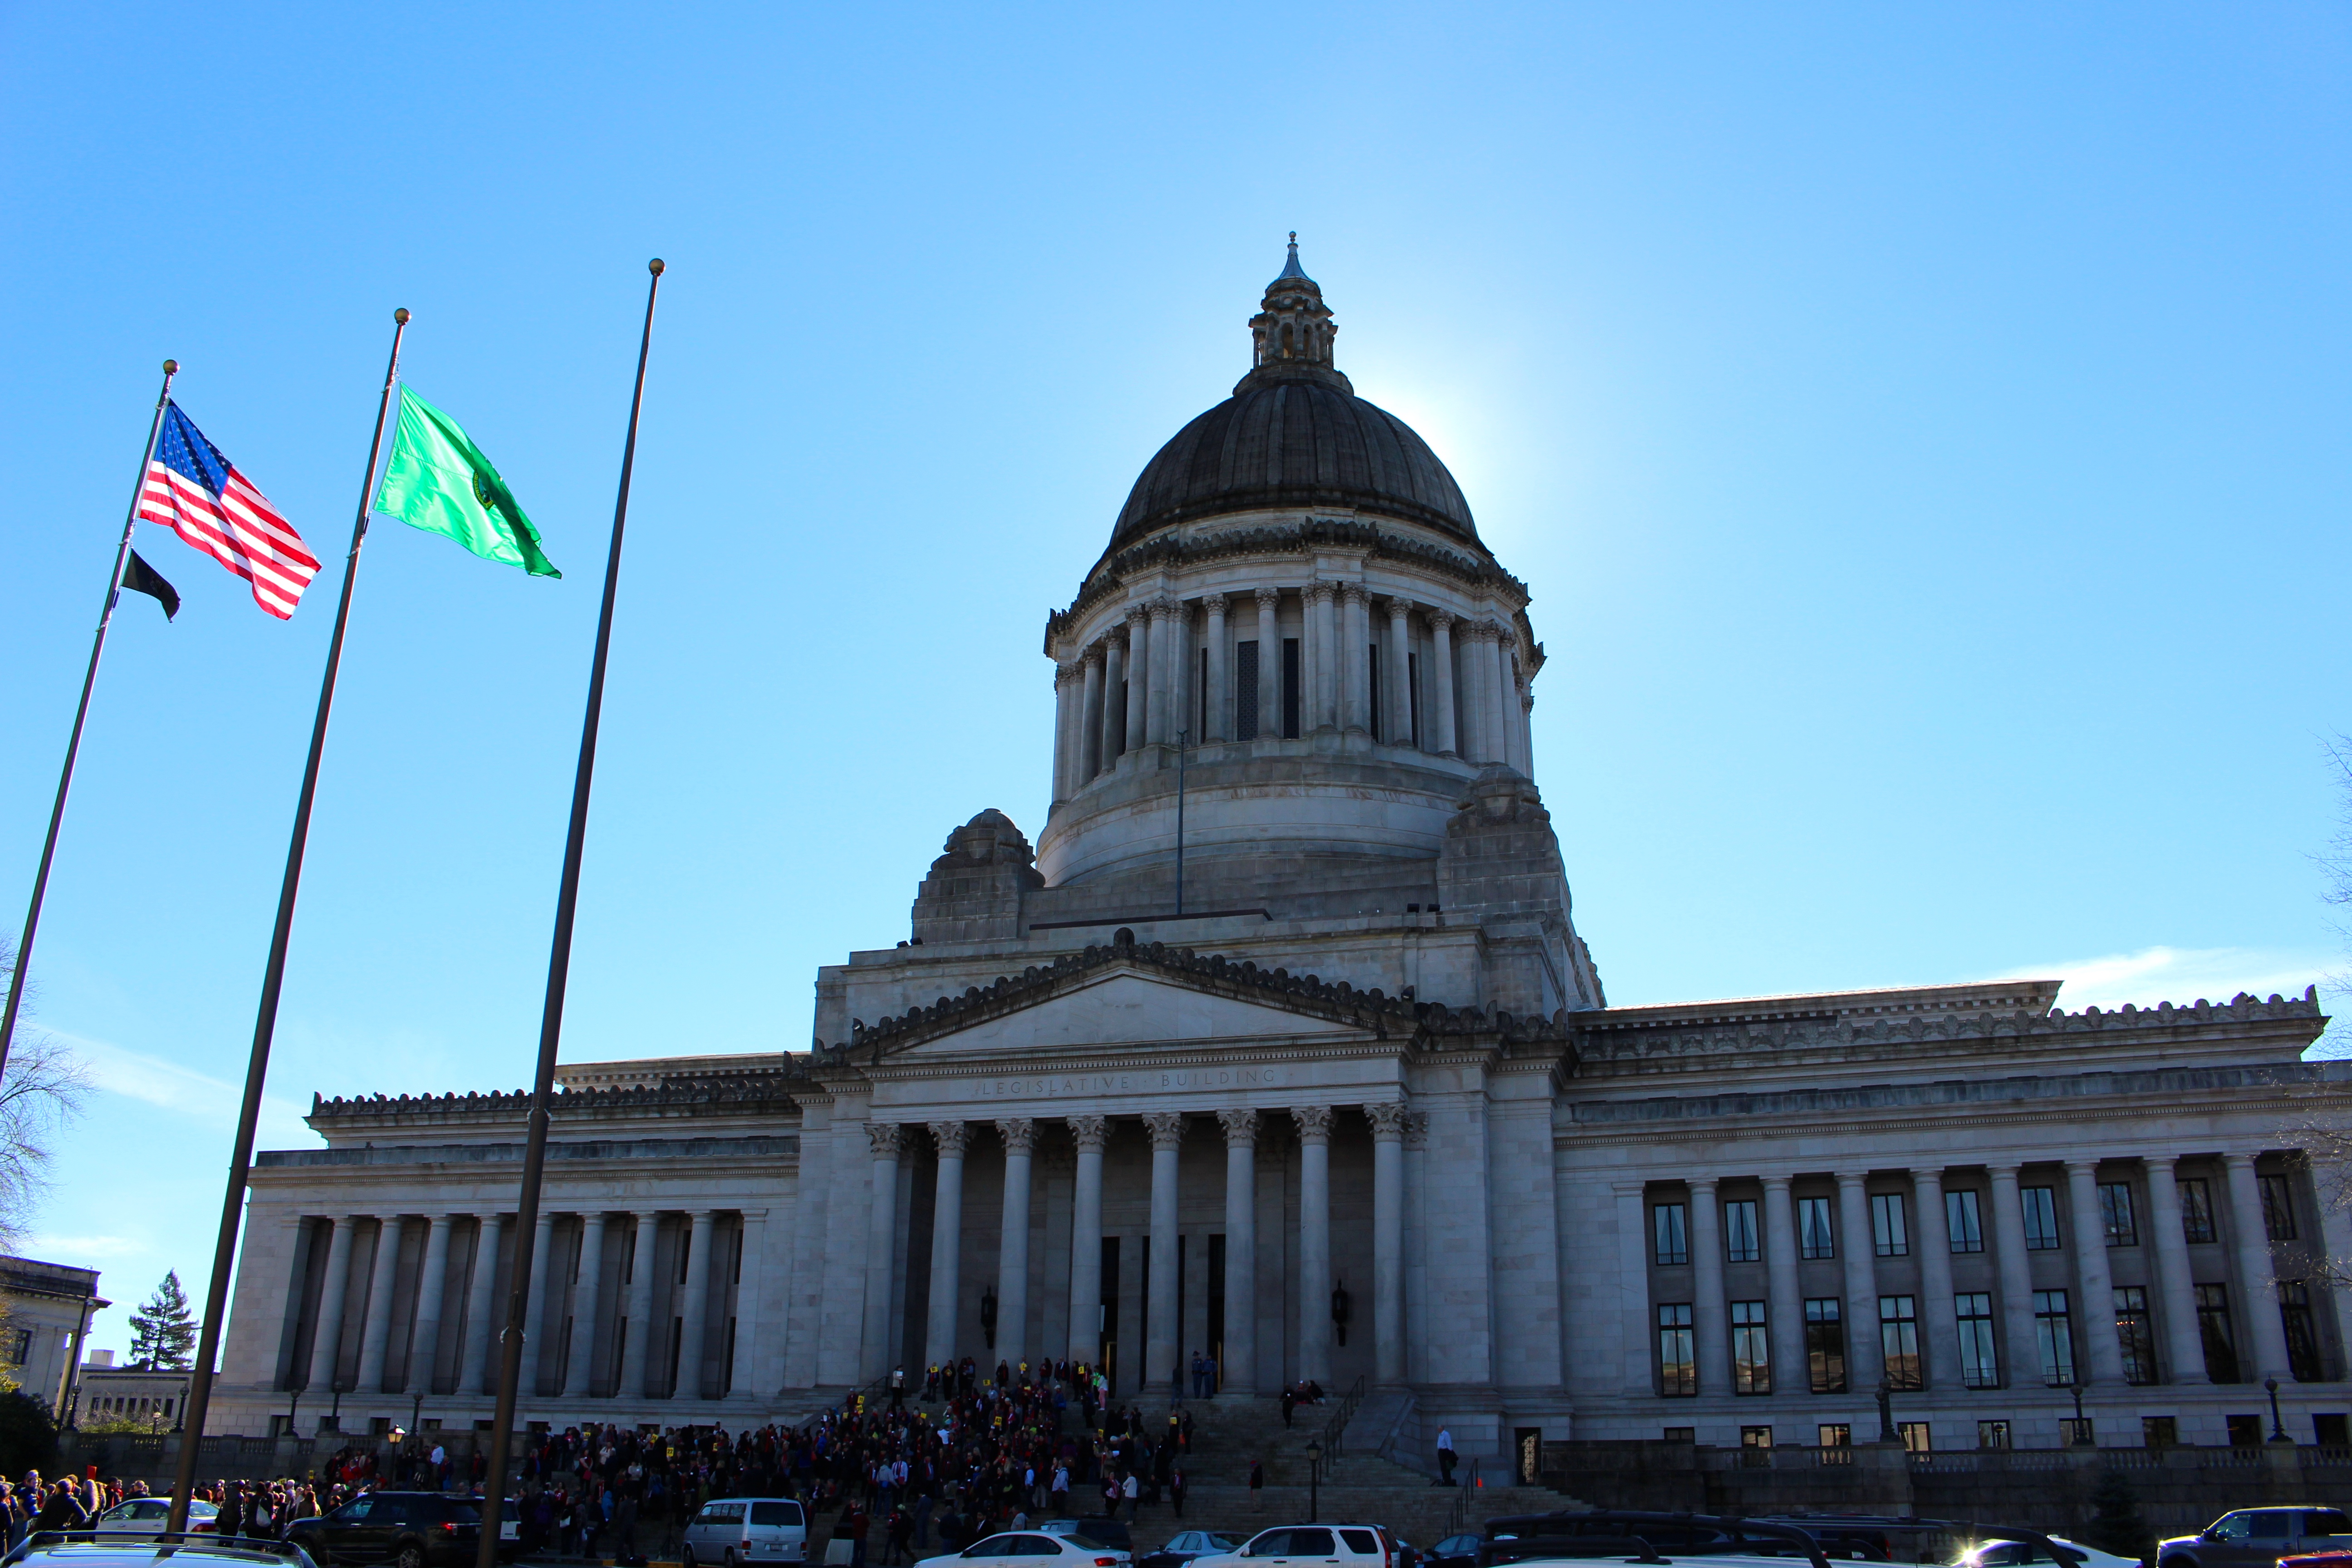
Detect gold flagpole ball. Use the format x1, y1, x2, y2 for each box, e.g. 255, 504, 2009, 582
649, 259, 664, 275
394, 308, 411, 324
162, 359, 178, 375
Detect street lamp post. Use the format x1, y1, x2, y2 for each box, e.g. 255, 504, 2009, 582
2068, 1381, 2090, 1446
2267, 1377, 2290, 1443
1305, 1438, 1321, 1523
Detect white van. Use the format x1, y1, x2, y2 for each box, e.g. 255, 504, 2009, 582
683, 1498, 810, 1568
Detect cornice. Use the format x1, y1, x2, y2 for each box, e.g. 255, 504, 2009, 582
307, 1071, 812, 1132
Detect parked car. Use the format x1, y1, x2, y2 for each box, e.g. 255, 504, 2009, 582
683, 1499, 810, 1568
2161, 1512, 2352, 1568
1137, 1533, 1242, 1568
1189, 1525, 1392, 1568
1957, 1539, 2141, 1568
1424, 1537, 1480, 1568
88, 1500, 220, 1539
2, 1539, 314, 1568
284, 1491, 514, 1568
915, 1532, 1134, 1568
1038, 1523, 1135, 1555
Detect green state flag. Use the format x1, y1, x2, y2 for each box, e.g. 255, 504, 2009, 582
372, 387, 560, 577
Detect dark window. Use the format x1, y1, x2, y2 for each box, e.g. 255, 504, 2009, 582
2181, 1179, 2218, 1244
2022, 1186, 2062, 1250
1653, 1203, 1690, 1267
2306, 1512, 2352, 1539
2115, 1286, 2157, 1385
1658, 1303, 1695, 1395
1368, 644, 1382, 742
1207, 1233, 1226, 1382
2144, 1416, 2178, 1448
1872, 1194, 1909, 1258
1280, 639, 1301, 739
2100, 1183, 2138, 1246
1805, 1298, 1846, 1392
1661, 1427, 1694, 1443
2262, 1175, 2299, 1241
1235, 641, 1259, 741
2282, 1281, 2323, 1382
1880, 1296, 1922, 1391
1898, 1422, 1931, 1454
1956, 1292, 1999, 1388
2227, 1416, 2263, 1447
1946, 1190, 1984, 1254
1407, 651, 1421, 746
1113, 680, 1128, 755
1978, 1420, 2011, 1450
1724, 1200, 1760, 1264
2316, 1415, 2351, 1447
750, 1504, 802, 1527
1731, 1300, 1770, 1394
2034, 1289, 2076, 1385
1740, 1425, 1773, 1448
1799, 1196, 1835, 1259
2197, 1283, 2240, 1382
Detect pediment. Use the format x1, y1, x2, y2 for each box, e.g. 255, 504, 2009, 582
890, 968, 1358, 1058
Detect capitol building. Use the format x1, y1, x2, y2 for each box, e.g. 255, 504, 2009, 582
213, 245, 2351, 1466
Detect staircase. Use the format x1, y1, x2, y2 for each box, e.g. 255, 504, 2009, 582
1099, 1394, 1580, 1553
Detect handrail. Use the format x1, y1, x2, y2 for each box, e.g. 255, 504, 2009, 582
1442, 1457, 1480, 1536
1319, 1374, 1369, 1465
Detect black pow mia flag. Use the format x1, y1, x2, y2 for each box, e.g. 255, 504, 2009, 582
121, 550, 180, 621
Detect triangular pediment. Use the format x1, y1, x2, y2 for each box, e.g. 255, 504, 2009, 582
891, 968, 1358, 1057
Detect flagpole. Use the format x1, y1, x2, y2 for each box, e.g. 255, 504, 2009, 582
476, 258, 662, 1568
167, 310, 408, 1532
0, 360, 179, 1084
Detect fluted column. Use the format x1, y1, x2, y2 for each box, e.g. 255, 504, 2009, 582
730, 1209, 765, 1399
1051, 662, 1078, 802
1690, 1179, 1730, 1396
926, 1121, 969, 1370
1123, 606, 1150, 755
462, 1215, 503, 1395
1834, 1173, 1882, 1391
2145, 1159, 2208, 1383
1295, 1105, 1334, 1384
1911, 1169, 1959, 1390
1385, 600, 1414, 747
408, 1215, 455, 1396
1146, 599, 1174, 745
1489, 632, 1518, 769
1066, 1116, 1107, 1364
522, 1210, 557, 1396
623, 1210, 660, 1398
2064, 1161, 2126, 1384
675, 1210, 718, 1398
1368, 1103, 1406, 1385
2224, 1152, 2293, 1381
1308, 583, 1339, 732
1461, 623, 1493, 761
997, 1118, 1036, 1368
1427, 611, 1458, 755
863, 1125, 904, 1384
1404, 1115, 1431, 1385
1217, 1110, 1258, 1393
1172, 600, 1195, 741
1339, 584, 1370, 734
1204, 597, 1230, 742
564, 1213, 608, 1398
353, 1217, 402, 1395
1254, 588, 1282, 739
1761, 1177, 1804, 1392
1988, 1166, 2041, 1386
307, 1215, 360, 1394
1144, 1112, 1184, 1394
1100, 635, 1125, 764
1079, 647, 1105, 782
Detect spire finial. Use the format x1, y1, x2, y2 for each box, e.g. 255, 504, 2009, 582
1273, 232, 1310, 284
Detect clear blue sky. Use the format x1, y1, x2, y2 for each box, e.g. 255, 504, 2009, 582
2, 5, 2344, 1360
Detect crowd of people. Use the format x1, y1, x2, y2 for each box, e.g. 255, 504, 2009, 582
14, 1357, 1227, 1563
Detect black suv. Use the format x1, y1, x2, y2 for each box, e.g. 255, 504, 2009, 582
284, 1493, 511, 1568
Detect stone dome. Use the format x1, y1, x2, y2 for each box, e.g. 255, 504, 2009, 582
1103, 239, 1479, 554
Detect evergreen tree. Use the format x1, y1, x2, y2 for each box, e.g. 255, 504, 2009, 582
127, 1271, 197, 1370
2082, 1465, 2153, 1564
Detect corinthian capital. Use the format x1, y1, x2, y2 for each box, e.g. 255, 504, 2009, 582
1364, 1102, 1409, 1140
1125, 603, 1151, 630
1425, 608, 1454, 633
1204, 595, 1230, 622
1255, 585, 1283, 609
867, 1122, 905, 1159
1307, 580, 1338, 606
930, 1120, 970, 1158
1083, 644, 1105, 671
996, 1117, 1037, 1155
1067, 1114, 1108, 1151
1291, 1105, 1333, 1144
1339, 583, 1368, 609
1143, 1112, 1186, 1151
1149, 597, 1177, 622
1216, 1108, 1259, 1148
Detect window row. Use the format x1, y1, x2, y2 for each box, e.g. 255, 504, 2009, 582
1653, 1279, 2326, 1395
1650, 1173, 2293, 1269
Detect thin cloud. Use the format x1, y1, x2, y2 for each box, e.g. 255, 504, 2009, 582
43, 1028, 318, 1147
1989, 945, 2329, 1010
22, 1234, 145, 1261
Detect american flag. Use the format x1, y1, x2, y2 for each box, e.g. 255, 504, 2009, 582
135, 402, 318, 618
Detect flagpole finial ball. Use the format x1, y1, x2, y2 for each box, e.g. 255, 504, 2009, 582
162, 359, 178, 375
394, 308, 411, 324
648, 259, 665, 276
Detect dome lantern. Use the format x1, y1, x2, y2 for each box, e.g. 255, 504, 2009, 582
1248, 233, 1339, 377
